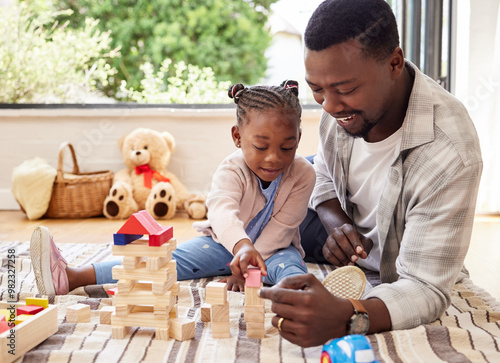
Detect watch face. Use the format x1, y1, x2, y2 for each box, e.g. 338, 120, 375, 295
349, 313, 369, 335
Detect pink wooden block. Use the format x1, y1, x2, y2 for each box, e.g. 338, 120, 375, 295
17, 305, 44, 315
245, 268, 262, 287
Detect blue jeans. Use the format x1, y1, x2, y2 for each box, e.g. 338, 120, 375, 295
93, 235, 307, 286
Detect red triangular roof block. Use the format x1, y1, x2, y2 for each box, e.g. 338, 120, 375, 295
117, 210, 163, 235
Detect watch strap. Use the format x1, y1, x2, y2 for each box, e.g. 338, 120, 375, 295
348, 298, 368, 314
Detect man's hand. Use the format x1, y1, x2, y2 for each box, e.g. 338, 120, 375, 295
323, 224, 373, 267
231, 239, 267, 279
258, 274, 353, 347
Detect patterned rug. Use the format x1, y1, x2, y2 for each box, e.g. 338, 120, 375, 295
1, 240, 500, 363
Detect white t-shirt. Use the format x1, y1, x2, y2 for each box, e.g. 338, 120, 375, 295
347, 127, 403, 271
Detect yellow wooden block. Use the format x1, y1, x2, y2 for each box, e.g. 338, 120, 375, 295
15, 314, 33, 325
25, 297, 49, 309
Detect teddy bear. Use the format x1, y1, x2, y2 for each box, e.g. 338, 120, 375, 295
103, 127, 207, 220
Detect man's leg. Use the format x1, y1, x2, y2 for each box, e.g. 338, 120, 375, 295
299, 208, 329, 264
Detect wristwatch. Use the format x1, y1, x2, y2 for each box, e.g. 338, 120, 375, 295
346, 298, 369, 335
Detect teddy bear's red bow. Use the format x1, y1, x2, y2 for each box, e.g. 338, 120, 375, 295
135, 164, 170, 189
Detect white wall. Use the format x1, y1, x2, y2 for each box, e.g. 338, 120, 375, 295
0, 107, 321, 210
454, 0, 500, 213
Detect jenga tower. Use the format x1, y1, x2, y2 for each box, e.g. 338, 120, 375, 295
109, 210, 193, 341
205, 282, 231, 338
244, 268, 265, 339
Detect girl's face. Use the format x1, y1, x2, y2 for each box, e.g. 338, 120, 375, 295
231, 108, 301, 187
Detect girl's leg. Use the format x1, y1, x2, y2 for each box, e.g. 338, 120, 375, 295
263, 245, 308, 286
173, 235, 233, 280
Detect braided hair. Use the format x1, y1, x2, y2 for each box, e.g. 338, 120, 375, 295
228, 80, 301, 126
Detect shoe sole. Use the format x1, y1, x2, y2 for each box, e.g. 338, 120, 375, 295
30, 226, 56, 296
322, 265, 366, 300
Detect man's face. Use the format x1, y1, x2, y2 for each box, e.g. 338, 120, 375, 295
305, 40, 397, 142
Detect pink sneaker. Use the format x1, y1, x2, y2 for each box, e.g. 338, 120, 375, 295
30, 226, 69, 296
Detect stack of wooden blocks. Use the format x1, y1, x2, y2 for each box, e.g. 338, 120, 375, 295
203, 282, 231, 338
109, 210, 194, 341
244, 268, 265, 339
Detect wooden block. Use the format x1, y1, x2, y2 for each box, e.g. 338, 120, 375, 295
112, 263, 169, 282
210, 303, 229, 322
245, 268, 262, 287
111, 325, 130, 339
14, 314, 33, 325
116, 210, 164, 235
146, 251, 173, 271
17, 305, 44, 315
66, 303, 91, 323
170, 281, 180, 296
117, 279, 136, 294
169, 306, 178, 319
246, 321, 265, 339
169, 238, 177, 251
25, 297, 49, 309
112, 239, 171, 257
156, 327, 170, 341
107, 287, 118, 296
244, 286, 263, 306
244, 305, 265, 323
205, 282, 227, 305
114, 304, 133, 317
99, 306, 115, 325
149, 226, 174, 246
0, 302, 57, 363
0, 320, 9, 334
200, 303, 211, 322
169, 317, 195, 341
122, 256, 144, 270
211, 321, 230, 339
113, 233, 143, 245
111, 311, 170, 329
114, 283, 174, 307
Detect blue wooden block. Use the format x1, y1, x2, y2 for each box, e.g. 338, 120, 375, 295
113, 233, 143, 245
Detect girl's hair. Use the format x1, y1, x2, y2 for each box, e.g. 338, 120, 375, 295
227, 80, 302, 125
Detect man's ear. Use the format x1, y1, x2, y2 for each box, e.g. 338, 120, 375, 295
389, 46, 405, 79
231, 125, 241, 147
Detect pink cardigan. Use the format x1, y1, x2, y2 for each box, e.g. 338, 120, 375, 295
193, 150, 316, 260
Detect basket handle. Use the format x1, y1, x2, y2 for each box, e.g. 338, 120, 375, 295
56, 142, 80, 181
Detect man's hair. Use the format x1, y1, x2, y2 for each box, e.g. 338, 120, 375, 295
228, 80, 302, 126
304, 0, 400, 61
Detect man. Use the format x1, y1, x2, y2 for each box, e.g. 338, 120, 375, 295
259, 0, 482, 348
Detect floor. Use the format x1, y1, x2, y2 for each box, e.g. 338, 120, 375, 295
1, 210, 499, 301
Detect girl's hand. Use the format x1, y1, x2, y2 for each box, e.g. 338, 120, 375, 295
231, 239, 267, 280
219, 275, 246, 292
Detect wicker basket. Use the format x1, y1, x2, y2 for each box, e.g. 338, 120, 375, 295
44, 142, 114, 218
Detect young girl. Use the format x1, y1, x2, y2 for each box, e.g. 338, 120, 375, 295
30, 80, 316, 295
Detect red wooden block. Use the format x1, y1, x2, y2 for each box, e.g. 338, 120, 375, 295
17, 305, 44, 315
117, 210, 163, 235
245, 268, 262, 288
149, 226, 174, 246
107, 287, 118, 295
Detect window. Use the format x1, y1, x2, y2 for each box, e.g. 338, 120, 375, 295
391, 0, 452, 91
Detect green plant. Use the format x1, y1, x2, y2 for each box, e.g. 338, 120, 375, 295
120, 59, 232, 104
0, 3, 119, 103
54, 0, 278, 98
